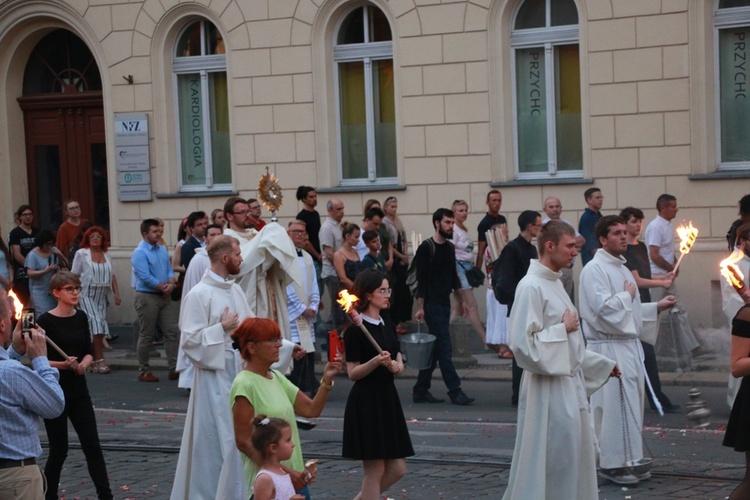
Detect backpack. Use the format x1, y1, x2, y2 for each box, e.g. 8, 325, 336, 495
405, 238, 435, 295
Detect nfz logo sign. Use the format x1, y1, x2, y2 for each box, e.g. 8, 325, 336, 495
117, 120, 146, 133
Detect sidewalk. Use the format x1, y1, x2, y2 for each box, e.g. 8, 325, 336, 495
103, 324, 731, 386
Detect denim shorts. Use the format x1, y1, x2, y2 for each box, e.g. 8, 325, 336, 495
456, 260, 473, 290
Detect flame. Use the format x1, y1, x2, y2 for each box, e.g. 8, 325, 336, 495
8, 290, 23, 320
337, 290, 359, 313
676, 221, 698, 255
720, 249, 745, 290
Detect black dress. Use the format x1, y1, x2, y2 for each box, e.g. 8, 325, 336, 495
724, 304, 750, 452
342, 316, 414, 460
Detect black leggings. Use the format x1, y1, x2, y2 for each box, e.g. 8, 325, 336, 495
44, 393, 112, 500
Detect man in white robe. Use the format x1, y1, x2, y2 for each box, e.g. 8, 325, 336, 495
222, 197, 302, 346
176, 223, 223, 390
171, 235, 254, 500
503, 221, 617, 500
579, 216, 675, 485
722, 223, 750, 407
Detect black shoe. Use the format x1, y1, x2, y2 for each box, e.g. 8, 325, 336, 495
662, 404, 680, 414
413, 392, 445, 404
449, 391, 475, 406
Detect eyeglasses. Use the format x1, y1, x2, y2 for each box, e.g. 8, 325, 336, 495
68, 206, 80, 210
376, 287, 392, 296
89, 234, 103, 239
289, 230, 307, 235
232, 210, 250, 216
59, 286, 82, 293
21, 212, 33, 217
256, 338, 283, 345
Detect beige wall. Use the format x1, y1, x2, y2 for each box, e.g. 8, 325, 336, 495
0, 0, 743, 328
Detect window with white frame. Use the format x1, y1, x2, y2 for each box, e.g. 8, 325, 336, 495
511, 0, 581, 178
334, 5, 396, 185
716, 0, 750, 169
173, 20, 231, 191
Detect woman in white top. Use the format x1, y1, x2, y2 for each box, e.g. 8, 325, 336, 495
71, 226, 121, 374
450, 200, 487, 346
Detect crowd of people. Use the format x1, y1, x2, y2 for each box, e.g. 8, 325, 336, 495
2, 189, 750, 499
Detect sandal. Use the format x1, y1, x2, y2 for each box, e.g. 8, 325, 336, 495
90, 359, 111, 374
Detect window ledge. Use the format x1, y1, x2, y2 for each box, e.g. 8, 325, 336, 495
316, 184, 406, 194
491, 178, 593, 187
688, 171, 750, 180
156, 190, 238, 199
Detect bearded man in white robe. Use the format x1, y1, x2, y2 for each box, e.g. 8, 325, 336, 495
579, 216, 675, 485
222, 197, 302, 349
171, 235, 254, 500
503, 221, 617, 500
176, 224, 223, 390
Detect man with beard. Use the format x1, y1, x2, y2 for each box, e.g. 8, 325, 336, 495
412, 208, 474, 406
171, 235, 255, 499
176, 223, 223, 390
579, 216, 676, 485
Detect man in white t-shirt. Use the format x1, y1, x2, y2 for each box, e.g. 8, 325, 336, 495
319, 198, 346, 330
644, 194, 709, 364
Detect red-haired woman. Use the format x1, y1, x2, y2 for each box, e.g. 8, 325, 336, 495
231, 317, 342, 498
71, 226, 121, 374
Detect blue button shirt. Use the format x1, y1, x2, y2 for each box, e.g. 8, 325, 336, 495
0, 347, 65, 460
131, 240, 174, 292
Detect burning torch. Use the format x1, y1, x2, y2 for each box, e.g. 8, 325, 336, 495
337, 290, 384, 355
672, 221, 698, 274
721, 250, 750, 302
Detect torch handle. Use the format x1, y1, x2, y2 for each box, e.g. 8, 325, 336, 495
45, 336, 71, 361
672, 252, 686, 274
357, 324, 384, 355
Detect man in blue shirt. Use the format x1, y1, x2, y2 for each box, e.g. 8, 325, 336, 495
0, 288, 65, 498
132, 218, 179, 382
578, 187, 604, 266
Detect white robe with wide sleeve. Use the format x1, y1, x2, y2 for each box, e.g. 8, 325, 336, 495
225, 223, 303, 345
175, 249, 211, 389
503, 260, 614, 500
171, 271, 254, 500
579, 249, 659, 470
721, 251, 750, 407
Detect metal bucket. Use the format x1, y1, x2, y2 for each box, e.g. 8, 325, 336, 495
400, 333, 436, 370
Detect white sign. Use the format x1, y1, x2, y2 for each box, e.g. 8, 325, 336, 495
115, 113, 151, 201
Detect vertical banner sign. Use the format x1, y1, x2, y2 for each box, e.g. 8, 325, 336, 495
115, 113, 152, 201
720, 28, 750, 163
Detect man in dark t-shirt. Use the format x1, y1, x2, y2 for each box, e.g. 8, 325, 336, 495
8, 204, 39, 305
476, 189, 508, 271
296, 186, 324, 309
413, 208, 474, 406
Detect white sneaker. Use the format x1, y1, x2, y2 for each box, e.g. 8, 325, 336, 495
599, 469, 639, 485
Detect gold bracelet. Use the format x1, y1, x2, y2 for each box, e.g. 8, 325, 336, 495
319, 378, 334, 390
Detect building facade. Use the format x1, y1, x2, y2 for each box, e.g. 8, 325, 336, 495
0, 0, 746, 327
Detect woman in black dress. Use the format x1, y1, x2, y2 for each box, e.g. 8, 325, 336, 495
724, 301, 750, 499
37, 271, 112, 500
342, 269, 414, 500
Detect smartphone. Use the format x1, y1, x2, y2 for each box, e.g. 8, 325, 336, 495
21, 308, 35, 332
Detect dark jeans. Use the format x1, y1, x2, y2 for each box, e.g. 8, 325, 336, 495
413, 302, 462, 396
323, 276, 346, 328
44, 393, 112, 500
